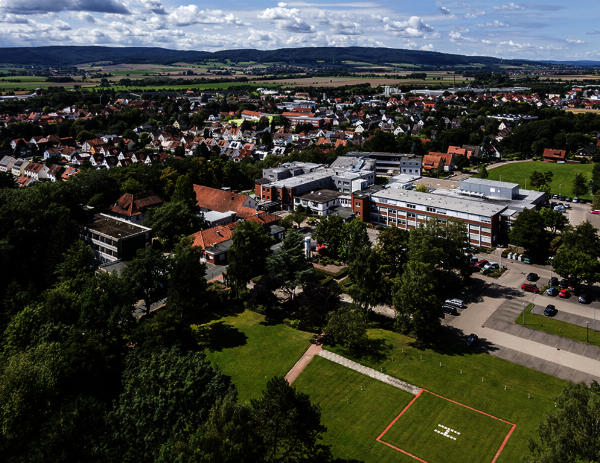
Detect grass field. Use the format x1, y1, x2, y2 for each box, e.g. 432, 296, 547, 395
515, 304, 600, 348
487, 161, 595, 199
313, 328, 569, 462
380, 390, 514, 463
199, 309, 314, 401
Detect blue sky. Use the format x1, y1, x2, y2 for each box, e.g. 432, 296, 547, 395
0, 0, 596, 61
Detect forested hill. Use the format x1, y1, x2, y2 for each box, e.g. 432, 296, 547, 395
0, 45, 539, 68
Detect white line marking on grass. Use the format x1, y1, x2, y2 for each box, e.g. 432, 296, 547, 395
434, 424, 460, 440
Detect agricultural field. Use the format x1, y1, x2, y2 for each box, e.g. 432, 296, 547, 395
487, 161, 595, 199
251, 75, 467, 88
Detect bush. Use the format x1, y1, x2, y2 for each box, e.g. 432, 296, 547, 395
283, 318, 301, 329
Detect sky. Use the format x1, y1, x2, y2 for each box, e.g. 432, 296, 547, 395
0, 0, 597, 61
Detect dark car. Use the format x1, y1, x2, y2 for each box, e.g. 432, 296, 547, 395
548, 277, 559, 287
550, 201, 557, 208
579, 294, 589, 304
546, 287, 559, 296
559, 196, 566, 201
526, 273, 539, 281
442, 305, 458, 315
559, 279, 569, 289
521, 283, 540, 293
466, 333, 479, 347
566, 197, 572, 202
544, 305, 557, 317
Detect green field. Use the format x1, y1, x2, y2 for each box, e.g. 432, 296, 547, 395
488, 161, 595, 199
381, 390, 514, 463
317, 329, 568, 462
516, 304, 600, 348
200, 310, 314, 401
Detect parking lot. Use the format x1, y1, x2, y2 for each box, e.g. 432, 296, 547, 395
444, 253, 600, 384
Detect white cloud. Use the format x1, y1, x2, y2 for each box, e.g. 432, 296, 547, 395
140, 0, 166, 15
449, 31, 476, 43
439, 7, 451, 15
481, 39, 492, 44
499, 40, 533, 48
476, 20, 509, 28
0, 0, 130, 15
258, 7, 315, 33
465, 9, 485, 18
566, 39, 586, 44
70, 11, 95, 23
492, 3, 525, 10
380, 16, 434, 38
421, 43, 434, 51
169, 7, 249, 27
53, 19, 71, 30
278, 2, 287, 6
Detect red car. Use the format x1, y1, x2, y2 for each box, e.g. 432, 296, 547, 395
559, 289, 570, 298
521, 283, 540, 293
474, 259, 489, 269
590, 210, 600, 215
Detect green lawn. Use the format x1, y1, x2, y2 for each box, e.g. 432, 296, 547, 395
382, 391, 513, 463
316, 328, 569, 462
293, 356, 416, 462
199, 310, 314, 401
487, 161, 595, 199
515, 304, 600, 348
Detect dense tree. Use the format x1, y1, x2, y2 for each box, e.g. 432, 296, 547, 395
109, 347, 233, 463
561, 221, 600, 258
157, 394, 262, 463
377, 226, 409, 279
122, 246, 170, 315
54, 240, 96, 292
78, 272, 136, 333
530, 171, 554, 190
325, 304, 368, 351
526, 381, 600, 463
167, 237, 207, 318
297, 281, 339, 330
143, 201, 204, 246
266, 231, 313, 297
170, 174, 197, 209
314, 215, 346, 259
509, 209, 550, 260
552, 248, 600, 286
251, 376, 326, 462
590, 163, 600, 196
572, 172, 589, 198
393, 260, 441, 342
226, 220, 274, 296
348, 246, 383, 311
539, 208, 569, 236
477, 163, 489, 179
343, 218, 371, 263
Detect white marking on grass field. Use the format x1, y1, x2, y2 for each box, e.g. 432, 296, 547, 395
434, 424, 460, 440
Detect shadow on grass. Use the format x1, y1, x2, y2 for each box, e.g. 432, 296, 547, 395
196, 321, 248, 352
404, 325, 500, 357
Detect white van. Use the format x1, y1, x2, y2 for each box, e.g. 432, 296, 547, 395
445, 298, 464, 308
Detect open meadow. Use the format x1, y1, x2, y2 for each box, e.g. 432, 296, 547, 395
488, 161, 595, 199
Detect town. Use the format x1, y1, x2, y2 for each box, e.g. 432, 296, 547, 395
2, 18, 600, 463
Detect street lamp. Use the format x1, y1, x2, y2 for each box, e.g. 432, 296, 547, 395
559, 184, 562, 196
523, 302, 526, 325
549, 256, 554, 280
587, 321, 589, 343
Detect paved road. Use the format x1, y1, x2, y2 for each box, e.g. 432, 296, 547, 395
567, 202, 600, 228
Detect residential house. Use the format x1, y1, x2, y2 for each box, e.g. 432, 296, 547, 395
108, 191, 164, 224
61, 166, 80, 181
542, 148, 567, 163
0, 155, 16, 173
24, 162, 50, 180
46, 164, 62, 182
11, 159, 30, 177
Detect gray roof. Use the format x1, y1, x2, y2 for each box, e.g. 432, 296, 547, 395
461, 177, 519, 189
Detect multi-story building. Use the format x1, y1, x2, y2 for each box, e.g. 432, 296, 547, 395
78, 213, 153, 264
345, 151, 422, 176
352, 188, 505, 247
256, 159, 376, 211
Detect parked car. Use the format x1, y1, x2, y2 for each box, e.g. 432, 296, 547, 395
559, 196, 566, 201
550, 201, 557, 209
558, 289, 570, 298
554, 205, 566, 212
474, 259, 488, 269
590, 210, 600, 215
445, 298, 465, 308
548, 277, 558, 287
442, 304, 458, 315
526, 273, 539, 281
552, 194, 558, 199
566, 197, 572, 202
546, 287, 559, 296
580, 199, 587, 204
573, 197, 579, 203
466, 333, 479, 347
521, 283, 540, 293
484, 262, 500, 270
565, 203, 571, 209
578, 293, 589, 304
559, 279, 569, 289
544, 305, 557, 317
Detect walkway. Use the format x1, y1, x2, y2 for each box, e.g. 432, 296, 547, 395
318, 350, 422, 395
285, 341, 323, 384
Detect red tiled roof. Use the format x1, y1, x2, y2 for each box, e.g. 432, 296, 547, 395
193, 185, 254, 217
108, 191, 163, 217
542, 148, 566, 160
